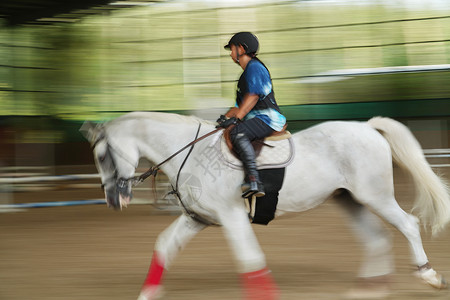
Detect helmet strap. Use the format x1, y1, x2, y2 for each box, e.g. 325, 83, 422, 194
235, 44, 241, 64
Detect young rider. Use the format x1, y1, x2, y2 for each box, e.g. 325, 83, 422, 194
217, 32, 286, 198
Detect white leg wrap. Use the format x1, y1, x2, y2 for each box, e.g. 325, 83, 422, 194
415, 266, 448, 289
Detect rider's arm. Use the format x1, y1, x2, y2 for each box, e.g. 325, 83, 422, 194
225, 93, 259, 120
235, 94, 259, 120
224, 106, 239, 118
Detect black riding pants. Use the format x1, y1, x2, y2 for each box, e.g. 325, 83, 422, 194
229, 117, 274, 142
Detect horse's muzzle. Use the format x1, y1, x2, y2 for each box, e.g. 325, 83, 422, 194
104, 179, 133, 210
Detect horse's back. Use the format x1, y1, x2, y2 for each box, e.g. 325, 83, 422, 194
292, 120, 389, 159
277, 120, 391, 212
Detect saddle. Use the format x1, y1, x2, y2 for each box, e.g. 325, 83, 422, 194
223, 124, 291, 159
216, 125, 294, 171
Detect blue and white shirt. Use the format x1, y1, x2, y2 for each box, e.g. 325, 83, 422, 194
236, 59, 286, 131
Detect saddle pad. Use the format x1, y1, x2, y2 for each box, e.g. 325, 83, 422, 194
244, 168, 285, 225
215, 133, 295, 170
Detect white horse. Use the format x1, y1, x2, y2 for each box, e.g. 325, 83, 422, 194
81, 112, 450, 300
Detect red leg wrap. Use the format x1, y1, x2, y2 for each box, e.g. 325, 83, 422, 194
143, 251, 165, 287
241, 268, 279, 300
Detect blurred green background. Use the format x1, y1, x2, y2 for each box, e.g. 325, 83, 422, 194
1, 0, 449, 165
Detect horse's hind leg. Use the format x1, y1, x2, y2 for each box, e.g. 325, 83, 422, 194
219, 205, 279, 300
335, 191, 393, 298
138, 214, 207, 300
352, 189, 447, 289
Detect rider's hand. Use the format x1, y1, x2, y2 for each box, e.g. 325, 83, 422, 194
216, 116, 240, 128
216, 114, 227, 125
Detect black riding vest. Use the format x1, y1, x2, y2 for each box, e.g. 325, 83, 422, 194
236, 58, 282, 113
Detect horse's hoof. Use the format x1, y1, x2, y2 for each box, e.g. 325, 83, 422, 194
415, 267, 448, 289
137, 285, 164, 300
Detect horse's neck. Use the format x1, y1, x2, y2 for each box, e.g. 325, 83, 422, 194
121, 114, 213, 177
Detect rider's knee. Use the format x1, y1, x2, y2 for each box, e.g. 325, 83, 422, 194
230, 128, 243, 143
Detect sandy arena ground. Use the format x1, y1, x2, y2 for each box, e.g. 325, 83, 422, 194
1, 168, 450, 300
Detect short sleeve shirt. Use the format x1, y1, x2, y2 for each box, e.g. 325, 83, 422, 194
236, 59, 286, 131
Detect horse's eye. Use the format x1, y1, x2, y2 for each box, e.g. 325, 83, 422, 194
98, 154, 106, 162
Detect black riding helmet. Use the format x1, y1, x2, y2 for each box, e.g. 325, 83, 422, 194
224, 32, 259, 56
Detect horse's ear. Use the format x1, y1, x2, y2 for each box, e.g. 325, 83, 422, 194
80, 121, 104, 145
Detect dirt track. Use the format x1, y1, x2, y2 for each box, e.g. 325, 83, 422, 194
1, 168, 450, 300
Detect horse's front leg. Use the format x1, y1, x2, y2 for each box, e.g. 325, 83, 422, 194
220, 205, 280, 300
137, 214, 207, 300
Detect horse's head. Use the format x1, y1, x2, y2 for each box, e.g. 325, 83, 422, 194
80, 121, 136, 210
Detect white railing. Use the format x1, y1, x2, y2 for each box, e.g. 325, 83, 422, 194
423, 148, 450, 168
0, 173, 100, 184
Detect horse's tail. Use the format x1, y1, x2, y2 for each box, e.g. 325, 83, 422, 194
368, 116, 450, 236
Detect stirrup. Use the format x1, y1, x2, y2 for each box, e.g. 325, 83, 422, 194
241, 181, 265, 198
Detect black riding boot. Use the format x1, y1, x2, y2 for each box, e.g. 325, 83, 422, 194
232, 133, 265, 198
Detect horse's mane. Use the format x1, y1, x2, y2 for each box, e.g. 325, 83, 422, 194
109, 111, 215, 127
